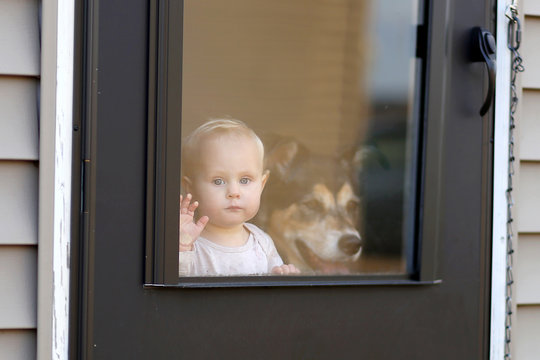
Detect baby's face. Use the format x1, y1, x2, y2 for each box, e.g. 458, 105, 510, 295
187, 134, 268, 230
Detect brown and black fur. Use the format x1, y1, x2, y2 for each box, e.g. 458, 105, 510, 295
255, 137, 365, 274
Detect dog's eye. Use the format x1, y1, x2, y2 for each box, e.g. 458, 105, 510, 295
346, 200, 359, 215
303, 199, 325, 212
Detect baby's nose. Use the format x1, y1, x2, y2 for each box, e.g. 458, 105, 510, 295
227, 192, 240, 199
227, 185, 240, 199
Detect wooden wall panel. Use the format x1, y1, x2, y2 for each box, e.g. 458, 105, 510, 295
0, 0, 39, 76
516, 162, 540, 233
0, 246, 37, 328
0, 77, 39, 160
0, 162, 38, 245
182, 0, 369, 154
516, 235, 540, 304
522, 16, 540, 89
515, 306, 540, 360
0, 330, 36, 360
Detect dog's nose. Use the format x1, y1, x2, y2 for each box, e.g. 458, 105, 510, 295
338, 235, 362, 255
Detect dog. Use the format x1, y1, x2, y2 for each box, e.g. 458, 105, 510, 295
255, 137, 366, 274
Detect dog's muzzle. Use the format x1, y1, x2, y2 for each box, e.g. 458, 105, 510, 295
295, 234, 362, 274
338, 234, 362, 256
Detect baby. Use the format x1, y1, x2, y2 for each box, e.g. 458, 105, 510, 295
178, 118, 300, 276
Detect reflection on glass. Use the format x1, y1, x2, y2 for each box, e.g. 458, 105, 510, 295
181, 0, 422, 276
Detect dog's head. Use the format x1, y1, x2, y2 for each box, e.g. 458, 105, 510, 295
257, 139, 364, 274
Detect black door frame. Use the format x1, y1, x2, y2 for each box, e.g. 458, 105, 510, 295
70, 0, 495, 358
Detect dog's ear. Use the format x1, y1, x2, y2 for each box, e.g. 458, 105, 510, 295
265, 141, 298, 180
340, 143, 390, 172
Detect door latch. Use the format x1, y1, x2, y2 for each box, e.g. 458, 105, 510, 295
471, 27, 497, 116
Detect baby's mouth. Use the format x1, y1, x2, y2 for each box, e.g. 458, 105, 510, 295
226, 205, 242, 211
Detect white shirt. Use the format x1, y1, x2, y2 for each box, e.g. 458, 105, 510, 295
178, 223, 283, 276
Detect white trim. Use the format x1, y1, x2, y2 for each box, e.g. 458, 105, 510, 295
491, 1, 512, 359
52, 0, 75, 358
38, 0, 74, 359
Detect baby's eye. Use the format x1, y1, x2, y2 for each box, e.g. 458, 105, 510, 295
213, 178, 225, 185
239, 177, 251, 185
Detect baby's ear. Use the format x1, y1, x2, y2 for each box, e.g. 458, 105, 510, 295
261, 170, 270, 188
182, 176, 193, 193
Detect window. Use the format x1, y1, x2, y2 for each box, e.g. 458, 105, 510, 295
146, 0, 443, 286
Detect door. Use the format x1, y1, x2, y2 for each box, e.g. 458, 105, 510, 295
71, 0, 495, 358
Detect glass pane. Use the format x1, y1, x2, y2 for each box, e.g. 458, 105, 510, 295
180, 0, 422, 276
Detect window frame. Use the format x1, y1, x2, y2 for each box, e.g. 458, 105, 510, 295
145, 0, 449, 287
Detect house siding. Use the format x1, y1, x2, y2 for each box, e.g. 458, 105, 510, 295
0, 0, 40, 76
0, 162, 38, 245
515, 2, 540, 359
0, 330, 37, 360
0, 0, 40, 359
0, 78, 39, 160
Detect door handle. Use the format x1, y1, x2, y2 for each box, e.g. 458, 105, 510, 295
471, 27, 496, 116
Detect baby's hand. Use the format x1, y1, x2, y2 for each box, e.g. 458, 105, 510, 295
179, 194, 209, 252
271, 264, 301, 275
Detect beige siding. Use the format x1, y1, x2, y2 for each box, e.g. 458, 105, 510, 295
0, 77, 39, 160
0, 246, 37, 328
0, 0, 40, 76
524, 1, 540, 16
0, 162, 38, 245
516, 162, 540, 233
0, 330, 36, 360
516, 235, 540, 304
0, 0, 40, 358
520, 89, 540, 160
522, 16, 540, 89
515, 306, 540, 360
515, 5, 540, 360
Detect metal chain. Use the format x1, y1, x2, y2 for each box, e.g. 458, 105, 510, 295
505, 2, 524, 359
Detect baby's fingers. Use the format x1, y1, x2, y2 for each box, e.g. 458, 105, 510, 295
188, 200, 199, 213
180, 193, 193, 213
272, 265, 288, 275
272, 264, 300, 275
196, 215, 209, 230
288, 264, 301, 274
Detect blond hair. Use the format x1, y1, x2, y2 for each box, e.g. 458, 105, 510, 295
181, 118, 265, 177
